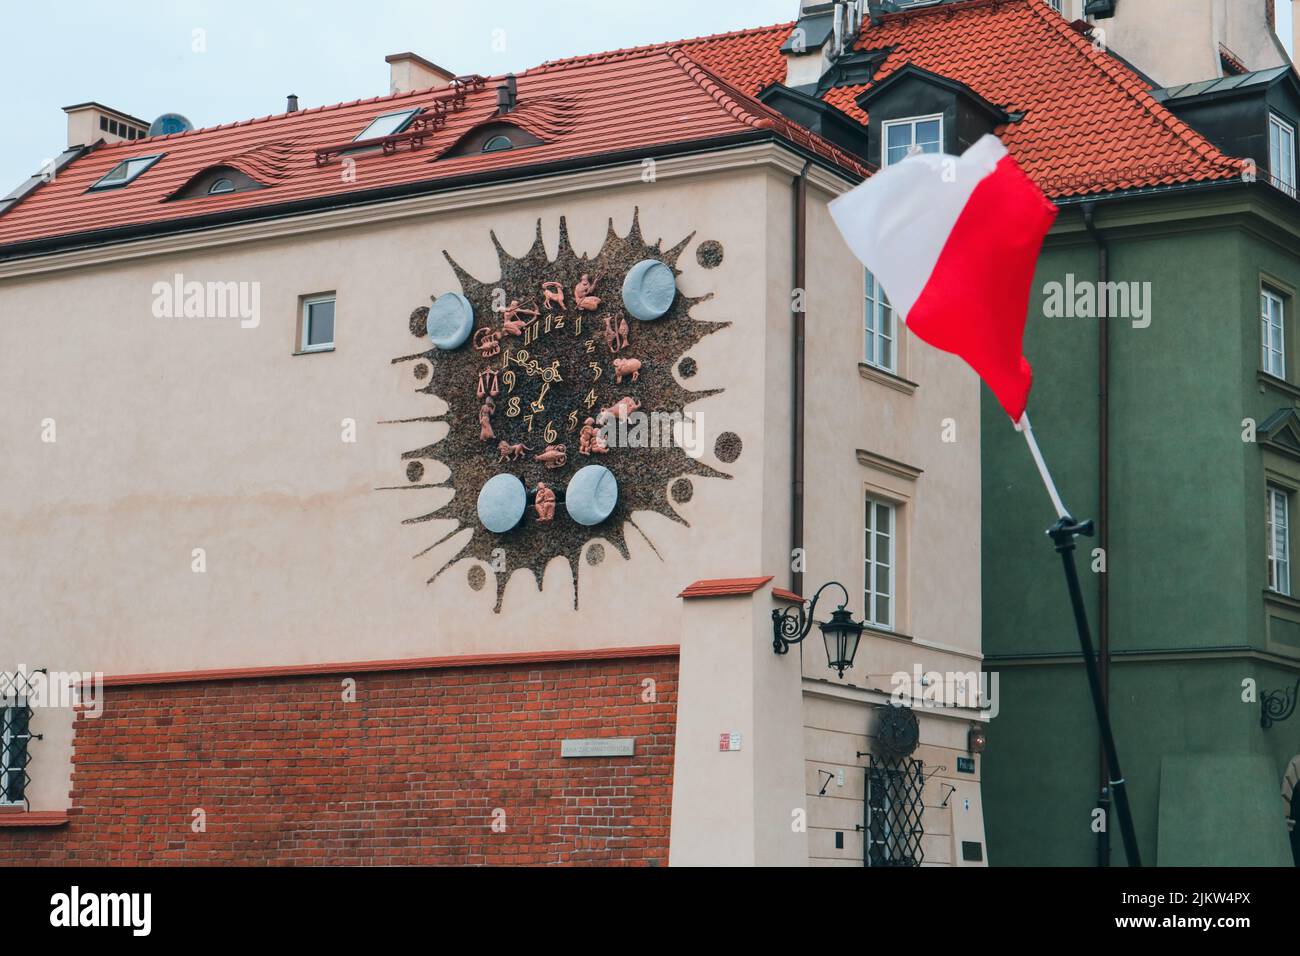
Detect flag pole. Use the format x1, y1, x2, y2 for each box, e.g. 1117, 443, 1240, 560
1015, 412, 1143, 867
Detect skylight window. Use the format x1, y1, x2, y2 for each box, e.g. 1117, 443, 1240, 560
482, 135, 514, 153
353, 108, 420, 142
87, 154, 163, 191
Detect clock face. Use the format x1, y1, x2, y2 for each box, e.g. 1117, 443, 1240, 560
877, 705, 921, 759
388, 209, 742, 612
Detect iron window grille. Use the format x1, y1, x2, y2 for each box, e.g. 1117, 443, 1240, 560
864, 755, 925, 867
0, 670, 41, 808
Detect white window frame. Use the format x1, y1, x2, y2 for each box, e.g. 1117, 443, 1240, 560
865, 269, 896, 373
865, 496, 896, 630
1045, 0, 1064, 13
1269, 485, 1291, 596
882, 114, 943, 167
1263, 287, 1286, 378
1270, 113, 1297, 198
299, 293, 336, 353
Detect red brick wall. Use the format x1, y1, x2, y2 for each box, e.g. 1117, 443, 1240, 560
4, 654, 677, 865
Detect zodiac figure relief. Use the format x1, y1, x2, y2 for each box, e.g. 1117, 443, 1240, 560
476, 367, 500, 399
541, 281, 566, 311
602, 313, 630, 353
501, 298, 539, 336
534, 443, 568, 469
612, 357, 641, 384
574, 273, 603, 311
474, 326, 502, 358
497, 440, 531, 463
579, 417, 610, 456
534, 481, 556, 523
597, 396, 641, 425
479, 397, 496, 441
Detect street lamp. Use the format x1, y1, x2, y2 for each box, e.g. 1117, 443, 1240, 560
771, 581, 865, 678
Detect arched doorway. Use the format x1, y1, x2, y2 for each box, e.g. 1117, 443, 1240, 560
1285, 756, 1300, 867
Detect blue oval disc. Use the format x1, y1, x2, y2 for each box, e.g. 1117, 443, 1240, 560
621, 260, 676, 321
427, 292, 475, 350
477, 473, 527, 533
565, 464, 618, 527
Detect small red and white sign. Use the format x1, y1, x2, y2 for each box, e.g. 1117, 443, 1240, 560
719, 732, 742, 752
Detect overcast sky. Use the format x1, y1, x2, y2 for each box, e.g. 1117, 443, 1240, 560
0, 0, 794, 190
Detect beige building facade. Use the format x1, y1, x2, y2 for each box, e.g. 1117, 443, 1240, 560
0, 30, 987, 866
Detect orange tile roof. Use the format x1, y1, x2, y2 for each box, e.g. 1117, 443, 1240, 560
0, 0, 1248, 253
560, 0, 1245, 199
822, 0, 1244, 198
678, 576, 774, 599
0, 42, 863, 254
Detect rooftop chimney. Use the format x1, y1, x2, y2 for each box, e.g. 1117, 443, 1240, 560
62, 102, 149, 149
286, 94, 299, 113
782, 0, 867, 89
496, 74, 518, 114
386, 52, 456, 94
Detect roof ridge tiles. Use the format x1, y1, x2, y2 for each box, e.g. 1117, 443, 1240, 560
665, 47, 872, 177
534, 21, 793, 73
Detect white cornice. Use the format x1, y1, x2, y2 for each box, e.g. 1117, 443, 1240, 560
0, 142, 858, 282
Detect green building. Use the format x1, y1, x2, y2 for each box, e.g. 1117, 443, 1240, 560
982, 65, 1300, 867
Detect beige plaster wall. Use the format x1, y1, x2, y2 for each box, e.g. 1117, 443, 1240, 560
2, 149, 986, 864
1, 170, 775, 680
1098, 0, 1287, 88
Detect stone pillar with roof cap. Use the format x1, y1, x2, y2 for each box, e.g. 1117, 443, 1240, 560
668, 576, 808, 866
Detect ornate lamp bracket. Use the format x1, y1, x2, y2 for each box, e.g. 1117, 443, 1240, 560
1261, 677, 1300, 729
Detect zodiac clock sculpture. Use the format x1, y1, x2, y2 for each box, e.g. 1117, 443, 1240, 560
387, 209, 742, 612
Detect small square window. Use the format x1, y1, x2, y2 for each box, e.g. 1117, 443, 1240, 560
882, 115, 943, 167
353, 108, 420, 143
87, 153, 164, 191
299, 294, 336, 353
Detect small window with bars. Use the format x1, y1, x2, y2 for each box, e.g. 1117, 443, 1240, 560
1, 700, 33, 806
864, 756, 925, 867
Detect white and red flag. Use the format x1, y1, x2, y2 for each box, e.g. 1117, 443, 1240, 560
828, 134, 1056, 421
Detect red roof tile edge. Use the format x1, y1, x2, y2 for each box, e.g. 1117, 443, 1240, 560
667, 48, 874, 179
679, 576, 775, 598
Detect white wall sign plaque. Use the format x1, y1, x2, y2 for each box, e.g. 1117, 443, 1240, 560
560, 737, 636, 758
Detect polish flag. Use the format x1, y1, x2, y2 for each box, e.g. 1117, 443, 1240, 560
829, 134, 1057, 421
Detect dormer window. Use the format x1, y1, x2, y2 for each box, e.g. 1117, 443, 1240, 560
882, 115, 942, 166
167, 165, 263, 201
1270, 113, 1296, 198
353, 107, 420, 143
442, 121, 543, 158
857, 66, 1012, 167
87, 153, 163, 191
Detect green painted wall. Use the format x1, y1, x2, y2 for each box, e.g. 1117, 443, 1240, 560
982, 188, 1300, 866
